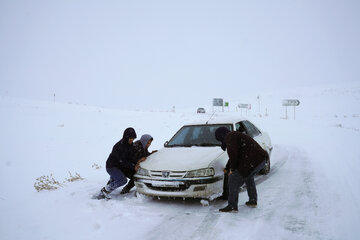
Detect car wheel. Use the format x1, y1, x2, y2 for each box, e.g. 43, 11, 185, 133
259, 157, 270, 175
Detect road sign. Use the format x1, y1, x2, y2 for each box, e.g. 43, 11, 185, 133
212, 98, 223, 107
282, 99, 300, 106
238, 104, 250, 109
238, 103, 250, 116
282, 99, 300, 120
224, 102, 229, 107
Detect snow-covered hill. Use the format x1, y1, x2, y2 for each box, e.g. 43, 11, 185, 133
0, 83, 359, 240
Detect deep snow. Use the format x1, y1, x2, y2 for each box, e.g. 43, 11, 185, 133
0, 84, 360, 240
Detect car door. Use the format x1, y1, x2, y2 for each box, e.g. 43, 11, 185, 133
241, 120, 267, 151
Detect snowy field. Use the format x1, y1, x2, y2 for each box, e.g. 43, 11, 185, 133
1, 83, 360, 240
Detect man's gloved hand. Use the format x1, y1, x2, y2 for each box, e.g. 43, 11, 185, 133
135, 163, 140, 171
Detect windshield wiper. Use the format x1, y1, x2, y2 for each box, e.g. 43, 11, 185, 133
167, 143, 217, 147
182, 144, 193, 147
193, 143, 218, 147
167, 144, 193, 147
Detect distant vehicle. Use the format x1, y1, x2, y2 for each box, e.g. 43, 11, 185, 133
134, 116, 273, 200
197, 107, 206, 113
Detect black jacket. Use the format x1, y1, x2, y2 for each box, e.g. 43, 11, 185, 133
106, 128, 137, 170
225, 131, 268, 177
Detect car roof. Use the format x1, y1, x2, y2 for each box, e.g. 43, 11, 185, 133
184, 115, 248, 126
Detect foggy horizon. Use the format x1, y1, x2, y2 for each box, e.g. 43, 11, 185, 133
1, 0, 359, 109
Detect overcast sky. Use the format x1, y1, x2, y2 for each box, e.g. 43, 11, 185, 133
0, 0, 359, 109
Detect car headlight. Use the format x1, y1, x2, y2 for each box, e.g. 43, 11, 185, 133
137, 168, 150, 177
184, 168, 215, 178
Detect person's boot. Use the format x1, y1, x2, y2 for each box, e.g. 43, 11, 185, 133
120, 180, 135, 194
219, 205, 238, 212
120, 185, 132, 194
245, 200, 257, 207
97, 187, 111, 200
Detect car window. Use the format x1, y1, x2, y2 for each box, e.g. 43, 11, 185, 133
242, 121, 261, 138
169, 127, 191, 145
167, 124, 233, 147
235, 122, 247, 134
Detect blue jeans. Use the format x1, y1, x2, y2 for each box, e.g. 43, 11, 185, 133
228, 160, 265, 208
106, 168, 128, 192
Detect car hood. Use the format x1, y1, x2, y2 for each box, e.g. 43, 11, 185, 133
140, 146, 225, 171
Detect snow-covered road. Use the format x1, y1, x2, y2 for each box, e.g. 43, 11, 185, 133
136, 145, 319, 240
142, 149, 288, 240
1, 88, 359, 240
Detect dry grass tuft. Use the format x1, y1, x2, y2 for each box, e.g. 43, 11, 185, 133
65, 171, 84, 182
34, 174, 62, 192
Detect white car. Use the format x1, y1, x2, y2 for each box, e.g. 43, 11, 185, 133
134, 116, 273, 200
197, 107, 206, 113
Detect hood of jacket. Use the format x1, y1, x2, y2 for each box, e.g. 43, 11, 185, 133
140, 134, 153, 149
122, 127, 137, 144
215, 127, 230, 151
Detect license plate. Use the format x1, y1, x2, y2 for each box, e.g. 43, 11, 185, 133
151, 181, 180, 187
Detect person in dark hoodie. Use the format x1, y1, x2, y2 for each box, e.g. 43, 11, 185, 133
120, 134, 157, 194
215, 127, 268, 212
97, 127, 138, 199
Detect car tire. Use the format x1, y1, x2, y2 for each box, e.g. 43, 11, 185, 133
259, 157, 270, 175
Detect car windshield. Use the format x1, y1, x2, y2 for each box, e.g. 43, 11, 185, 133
166, 124, 233, 147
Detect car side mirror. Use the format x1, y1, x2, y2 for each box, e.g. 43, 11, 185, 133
164, 141, 169, 147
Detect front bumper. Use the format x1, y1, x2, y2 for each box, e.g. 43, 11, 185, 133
134, 175, 224, 199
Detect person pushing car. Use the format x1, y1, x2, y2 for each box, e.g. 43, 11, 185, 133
97, 127, 139, 199
215, 127, 269, 212
119, 134, 157, 194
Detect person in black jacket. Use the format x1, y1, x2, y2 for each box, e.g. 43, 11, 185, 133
120, 134, 157, 194
215, 127, 268, 212
97, 127, 138, 199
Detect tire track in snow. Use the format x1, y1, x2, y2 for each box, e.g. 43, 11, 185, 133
145, 208, 207, 240
250, 146, 327, 239
189, 207, 223, 240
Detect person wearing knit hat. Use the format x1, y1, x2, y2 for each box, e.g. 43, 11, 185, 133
97, 127, 138, 199
120, 134, 157, 194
